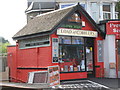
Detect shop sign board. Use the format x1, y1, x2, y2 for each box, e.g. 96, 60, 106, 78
57, 28, 98, 37
107, 21, 120, 39
48, 65, 60, 87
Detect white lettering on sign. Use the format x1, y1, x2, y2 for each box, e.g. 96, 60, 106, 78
110, 23, 120, 33
57, 28, 98, 37
113, 28, 120, 33
110, 23, 120, 28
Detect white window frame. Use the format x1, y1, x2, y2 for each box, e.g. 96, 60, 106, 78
28, 71, 48, 84
103, 11, 111, 20
19, 35, 50, 49
103, 3, 112, 20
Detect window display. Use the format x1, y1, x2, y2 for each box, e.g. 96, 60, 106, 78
59, 36, 85, 72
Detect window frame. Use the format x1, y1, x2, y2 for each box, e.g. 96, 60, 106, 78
19, 35, 50, 49
58, 36, 86, 73
28, 71, 48, 84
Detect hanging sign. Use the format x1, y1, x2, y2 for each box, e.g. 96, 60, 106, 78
57, 28, 98, 37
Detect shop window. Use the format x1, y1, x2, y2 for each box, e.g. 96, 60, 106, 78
19, 35, 50, 49
59, 36, 85, 72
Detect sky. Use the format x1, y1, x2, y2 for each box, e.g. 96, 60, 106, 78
0, 1, 27, 44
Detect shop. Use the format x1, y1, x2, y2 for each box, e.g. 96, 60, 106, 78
99, 20, 120, 78
7, 4, 105, 83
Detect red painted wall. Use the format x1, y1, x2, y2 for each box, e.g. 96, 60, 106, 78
7, 46, 17, 82
60, 72, 87, 80
94, 37, 104, 78
17, 46, 52, 68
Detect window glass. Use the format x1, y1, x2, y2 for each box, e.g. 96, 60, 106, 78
97, 40, 103, 62
60, 12, 82, 29
103, 4, 111, 20
68, 12, 81, 23
72, 37, 84, 44
59, 36, 85, 72
103, 5, 110, 12
86, 47, 93, 71
19, 35, 50, 49
59, 36, 71, 44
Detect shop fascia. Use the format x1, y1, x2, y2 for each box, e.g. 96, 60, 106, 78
57, 28, 98, 37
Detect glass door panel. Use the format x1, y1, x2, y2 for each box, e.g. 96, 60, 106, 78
85, 38, 94, 77
117, 40, 120, 74
86, 47, 93, 71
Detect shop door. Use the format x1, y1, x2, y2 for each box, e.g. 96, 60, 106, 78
117, 40, 120, 78
85, 38, 95, 77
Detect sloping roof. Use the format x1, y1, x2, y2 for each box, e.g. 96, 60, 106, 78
13, 4, 105, 40
13, 5, 74, 40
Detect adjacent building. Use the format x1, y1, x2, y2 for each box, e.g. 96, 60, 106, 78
26, 0, 118, 23
99, 20, 120, 78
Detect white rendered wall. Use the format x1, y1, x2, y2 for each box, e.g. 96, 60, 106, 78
58, 1, 117, 23
103, 35, 116, 78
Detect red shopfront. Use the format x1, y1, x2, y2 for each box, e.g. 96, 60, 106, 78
8, 4, 105, 83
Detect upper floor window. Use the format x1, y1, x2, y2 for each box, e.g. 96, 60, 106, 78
103, 4, 111, 20
60, 11, 82, 29
68, 12, 81, 23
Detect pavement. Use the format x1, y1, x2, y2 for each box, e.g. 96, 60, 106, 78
88, 78, 120, 89
57, 80, 110, 90
0, 78, 120, 90
54, 78, 120, 90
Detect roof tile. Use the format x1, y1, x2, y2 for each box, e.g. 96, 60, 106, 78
13, 6, 73, 38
